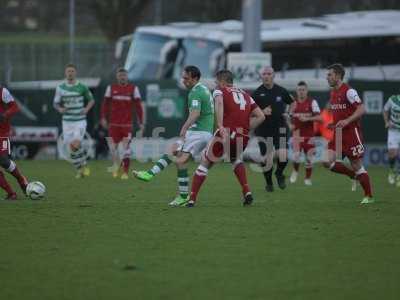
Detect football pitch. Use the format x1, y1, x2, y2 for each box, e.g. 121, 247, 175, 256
0, 160, 399, 300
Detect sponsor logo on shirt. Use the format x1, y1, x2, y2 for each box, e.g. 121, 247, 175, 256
276, 96, 282, 102
331, 103, 347, 110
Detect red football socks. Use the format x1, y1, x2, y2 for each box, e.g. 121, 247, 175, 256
189, 165, 208, 202
121, 157, 130, 173
305, 166, 312, 179
356, 172, 373, 197
233, 162, 250, 196
9, 166, 28, 192
330, 162, 355, 179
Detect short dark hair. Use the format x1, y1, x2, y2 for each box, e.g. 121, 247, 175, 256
116, 67, 127, 73
297, 81, 307, 87
215, 69, 234, 84
327, 63, 345, 79
184, 65, 201, 80
65, 63, 77, 70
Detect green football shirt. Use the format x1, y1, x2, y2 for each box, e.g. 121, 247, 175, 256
188, 82, 214, 133
54, 81, 94, 122
384, 95, 400, 130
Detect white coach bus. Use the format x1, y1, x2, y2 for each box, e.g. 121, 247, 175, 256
124, 10, 400, 83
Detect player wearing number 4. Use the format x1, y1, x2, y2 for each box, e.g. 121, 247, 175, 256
133, 66, 214, 206
323, 63, 374, 204
185, 70, 265, 207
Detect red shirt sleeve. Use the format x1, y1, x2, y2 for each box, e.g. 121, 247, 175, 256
100, 97, 111, 120
346, 88, 362, 108
249, 96, 258, 111
3, 101, 20, 119
101, 85, 112, 120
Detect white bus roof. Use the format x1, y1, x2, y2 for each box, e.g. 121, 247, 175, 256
136, 10, 400, 46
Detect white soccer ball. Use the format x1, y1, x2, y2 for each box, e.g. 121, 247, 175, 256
26, 181, 46, 200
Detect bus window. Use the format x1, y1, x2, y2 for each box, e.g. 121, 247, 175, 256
262, 37, 400, 71
125, 32, 175, 80
173, 38, 224, 79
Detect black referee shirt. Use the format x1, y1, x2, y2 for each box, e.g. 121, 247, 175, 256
252, 83, 293, 136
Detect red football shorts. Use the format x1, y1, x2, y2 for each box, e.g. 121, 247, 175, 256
292, 136, 315, 156
109, 126, 132, 144
0, 137, 11, 156
328, 126, 364, 159
205, 130, 249, 163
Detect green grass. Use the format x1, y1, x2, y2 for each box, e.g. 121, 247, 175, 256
0, 160, 399, 300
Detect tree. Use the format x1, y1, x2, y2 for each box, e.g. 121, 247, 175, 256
91, 0, 154, 41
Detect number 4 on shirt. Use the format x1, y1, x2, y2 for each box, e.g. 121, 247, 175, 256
232, 92, 246, 110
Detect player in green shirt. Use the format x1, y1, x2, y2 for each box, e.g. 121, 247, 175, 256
53, 64, 95, 178
383, 94, 400, 186
133, 65, 214, 206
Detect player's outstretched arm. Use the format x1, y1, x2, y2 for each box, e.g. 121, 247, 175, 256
214, 94, 224, 129
303, 99, 322, 122
82, 86, 95, 114
100, 94, 111, 127
2, 101, 20, 120
383, 110, 391, 128
53, 86, 66, 114
179, 110, 200, 137
249, 106, 265, 130
301, 113, 323, 122
336, 104, 366, 128
383, 99, 392, 129
83, 99, 95, 115
0, 88, 20, 120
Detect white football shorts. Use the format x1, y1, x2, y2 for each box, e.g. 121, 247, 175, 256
388, 128, 400, 149
62, 120, 87, 144
177, 130, 213, 156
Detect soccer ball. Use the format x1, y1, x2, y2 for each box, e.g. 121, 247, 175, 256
26, 181, 46, 200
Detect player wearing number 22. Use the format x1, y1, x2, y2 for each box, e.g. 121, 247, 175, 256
186, 70, 265, 207
0, 86, 29, 200
323, 63, 373, 204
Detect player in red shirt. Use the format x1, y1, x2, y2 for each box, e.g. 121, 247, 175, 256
289, 81, 322, 186
0, 86, 29, 200
323, 63, 373, 204
100, 68, 145, 179
185, 70, 265, 207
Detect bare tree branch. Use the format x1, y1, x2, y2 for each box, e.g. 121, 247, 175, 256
91, 0, 154, 41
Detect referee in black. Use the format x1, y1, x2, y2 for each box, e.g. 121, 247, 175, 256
252, 66, 294, 192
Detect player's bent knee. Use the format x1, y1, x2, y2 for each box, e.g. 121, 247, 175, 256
70, 140, 81, 151
175, 153, 191, 165
350, 159, 363, 170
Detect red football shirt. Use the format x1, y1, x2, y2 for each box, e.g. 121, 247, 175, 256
213, 86, 258, 135
292, 97, 320, 137
101, 83, 143, 127
330, 83, 362, 131
0, 87, 20, 137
